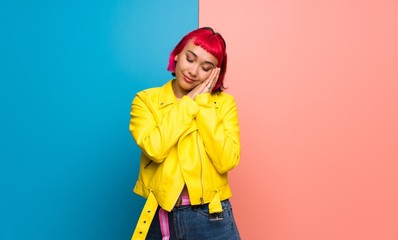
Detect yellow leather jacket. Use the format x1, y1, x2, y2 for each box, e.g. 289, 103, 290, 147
129, 79, 240, 239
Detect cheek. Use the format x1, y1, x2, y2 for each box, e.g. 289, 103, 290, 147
175, 59, 187, 70
199, 71, 211, 82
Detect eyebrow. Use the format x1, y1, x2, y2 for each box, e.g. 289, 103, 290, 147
187, 50, 216, 67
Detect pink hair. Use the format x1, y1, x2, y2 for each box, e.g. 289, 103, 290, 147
167, 27, 227, 92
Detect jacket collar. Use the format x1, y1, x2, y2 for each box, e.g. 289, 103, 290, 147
158, 79, 177, 109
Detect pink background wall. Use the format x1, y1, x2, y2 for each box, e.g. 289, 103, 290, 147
200, 1, 398, 239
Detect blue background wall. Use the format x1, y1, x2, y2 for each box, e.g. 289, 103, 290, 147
0, 1, 197, 239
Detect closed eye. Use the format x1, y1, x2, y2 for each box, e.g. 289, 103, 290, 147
186, 56, 193, 63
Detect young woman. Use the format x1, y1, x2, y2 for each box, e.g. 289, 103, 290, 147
130, 27, 241, 240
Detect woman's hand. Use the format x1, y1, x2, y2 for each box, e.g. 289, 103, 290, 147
187, 68, 220, 100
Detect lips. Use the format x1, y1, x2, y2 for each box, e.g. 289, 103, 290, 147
183, 74, 195, 83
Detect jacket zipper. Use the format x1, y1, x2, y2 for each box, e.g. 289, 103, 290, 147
196, 131, 205, 204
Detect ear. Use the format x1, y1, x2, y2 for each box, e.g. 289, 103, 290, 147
174, 55, 178, 61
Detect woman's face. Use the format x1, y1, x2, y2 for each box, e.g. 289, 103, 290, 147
173, 40, 218, 98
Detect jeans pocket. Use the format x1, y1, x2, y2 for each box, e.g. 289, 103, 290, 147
196, 200, 231, 218
186, 200, 240, 239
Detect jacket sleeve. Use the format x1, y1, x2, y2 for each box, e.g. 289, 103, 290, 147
129, 92, 199, 163
195, 93, 241, 174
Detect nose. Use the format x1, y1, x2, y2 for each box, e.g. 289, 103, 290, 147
188, 64, 198, 77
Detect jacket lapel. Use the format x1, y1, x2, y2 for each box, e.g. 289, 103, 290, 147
158, 79, 177, 109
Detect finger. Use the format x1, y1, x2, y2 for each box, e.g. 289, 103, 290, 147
206, 67, 217, 81
206, 68, 219, 92
210, 68, 220, 90
201, 72, 215, 93
187, 83, 203, 99
197, 79, 210, 92
194, 79, 210, 95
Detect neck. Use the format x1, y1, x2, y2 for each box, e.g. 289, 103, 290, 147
172, 79, 188, 98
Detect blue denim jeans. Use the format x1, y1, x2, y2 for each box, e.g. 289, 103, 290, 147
146, 199, 241, 240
